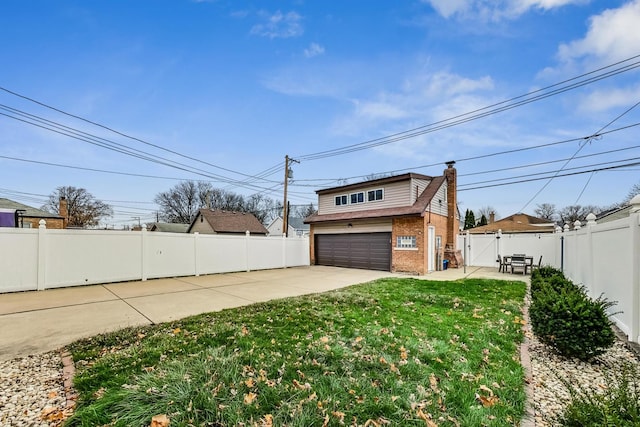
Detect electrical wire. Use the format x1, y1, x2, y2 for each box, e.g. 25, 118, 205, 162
519, 99, 640, 211
0, 86, 281, 183
459, 161, 640, 192
294, 55, 640, 161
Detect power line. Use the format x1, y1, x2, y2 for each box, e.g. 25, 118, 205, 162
0, 86, 281, 183
288, 122, 640, 187
458, 157, 640, 188
294, 54, 640, 161
459, 161, 640, 192
0, 107, 285, 193
519, 99, 640, 211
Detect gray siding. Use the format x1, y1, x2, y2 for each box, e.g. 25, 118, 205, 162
189, 214, 215, 234
318, 179, 431, 215
425, 182, 448, 217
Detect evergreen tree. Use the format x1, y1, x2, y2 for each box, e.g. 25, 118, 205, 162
463, 209, 476, 230
477, 214, 488, 226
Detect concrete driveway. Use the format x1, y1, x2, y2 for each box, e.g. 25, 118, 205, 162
0, 265, 526, 360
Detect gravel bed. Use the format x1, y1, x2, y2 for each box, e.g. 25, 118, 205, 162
0, 352, 68, 427
1, 334, 639, 426
529, 336, 640, 426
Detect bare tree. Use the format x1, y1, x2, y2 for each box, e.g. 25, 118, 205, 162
154, 181, 212, 224
294, 203, 317, 219
244, 193, 281, 224
475, 206, 498, 222
624, 181, 640, 204
154, 181, 281, 225
558, 205, 603, 226
534, 203, 557, 221
41, 186, 112, 228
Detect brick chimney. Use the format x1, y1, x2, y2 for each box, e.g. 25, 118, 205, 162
59, 197, 69, 229
489, 211, 495, 224
443, 161, 463, 267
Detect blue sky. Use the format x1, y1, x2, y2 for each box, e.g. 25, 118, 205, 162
1, 0, 639, 227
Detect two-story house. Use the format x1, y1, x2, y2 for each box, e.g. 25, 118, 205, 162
304, 162, 460, 275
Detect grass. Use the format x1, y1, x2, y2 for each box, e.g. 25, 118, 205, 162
65, 277, 527, 426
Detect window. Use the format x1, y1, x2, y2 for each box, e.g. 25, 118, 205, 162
350, 192, 364, 204
367, 189, 384, 202
335, 195, 347, 206
396, 236, 417, 249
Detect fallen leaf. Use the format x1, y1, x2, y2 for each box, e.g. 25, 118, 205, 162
479, 384, 494, 396
476, 393, 499, 407
40, 406, 65, 422
260, 414, 274, 426
244, 392, 257, 404
292, 379, 311, 390
150, 414, 170, 427
172, 327, 181, 335
241, 326, 250, 336
47, 391, 58, 399
332, 411, 346, 424
245, 378, 255, 388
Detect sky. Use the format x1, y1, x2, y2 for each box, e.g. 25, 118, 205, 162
1, 0, 639, 228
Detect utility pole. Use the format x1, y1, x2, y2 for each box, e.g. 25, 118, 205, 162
283, 155, 299, 237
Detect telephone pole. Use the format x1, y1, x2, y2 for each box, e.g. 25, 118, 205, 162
283, 155, 299, 237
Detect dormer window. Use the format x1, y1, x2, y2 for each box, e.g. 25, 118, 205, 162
350, 192, 364, 204
367, 189, 384, 202
335, 195, 348, 206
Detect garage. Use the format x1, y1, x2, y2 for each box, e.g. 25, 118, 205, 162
315, 233, 391, 271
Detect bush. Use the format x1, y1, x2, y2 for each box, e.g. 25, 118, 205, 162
530, 281, 616, 361
530, 266, 565, 294
557, 362, 640, 426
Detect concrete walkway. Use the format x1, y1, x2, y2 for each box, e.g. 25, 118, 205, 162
0, 265, 528, 361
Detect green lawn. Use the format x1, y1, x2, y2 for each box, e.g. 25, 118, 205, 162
65, 277, 527, 426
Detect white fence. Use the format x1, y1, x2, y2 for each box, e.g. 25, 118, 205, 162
458, 198, 640, 343
0, 222, 310, 293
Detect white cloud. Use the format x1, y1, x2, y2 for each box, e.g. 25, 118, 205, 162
557, 0, 640, 65
250, 10, 303, 39
304, 43, 325, 58
577, 84, 640, 113
331, 71, 496, 147
423, 0, 588, 21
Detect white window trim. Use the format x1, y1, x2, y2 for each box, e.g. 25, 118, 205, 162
350, 192, 365, 204
396, 235, 417, 249
335, 195, 348, 206
367, 188, 384, 202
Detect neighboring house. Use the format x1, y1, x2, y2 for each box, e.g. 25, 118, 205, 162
187, 209, 268, 235
0, 197, 66, 229
468, 212, 555, 234
149, 222, 189, 233
266, 216, 310, 237
304, 162, 461, 275
596, 204, 632, 224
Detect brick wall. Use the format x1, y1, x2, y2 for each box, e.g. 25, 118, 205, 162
22, 217, 65, 229
391, 216, 425, 275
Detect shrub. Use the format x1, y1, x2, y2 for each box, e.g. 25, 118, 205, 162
557, 362, 640, 426
530, 266, 565, 294
530, 282, 616, 361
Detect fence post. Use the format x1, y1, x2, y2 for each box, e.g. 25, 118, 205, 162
37, 220, 47, 291
194, 232, 200, 277
585, 213, 596, 297
246, 230, 251, 272
282, 233, 287, 269
141, 224, 148, 281
629, 196, 640, 343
